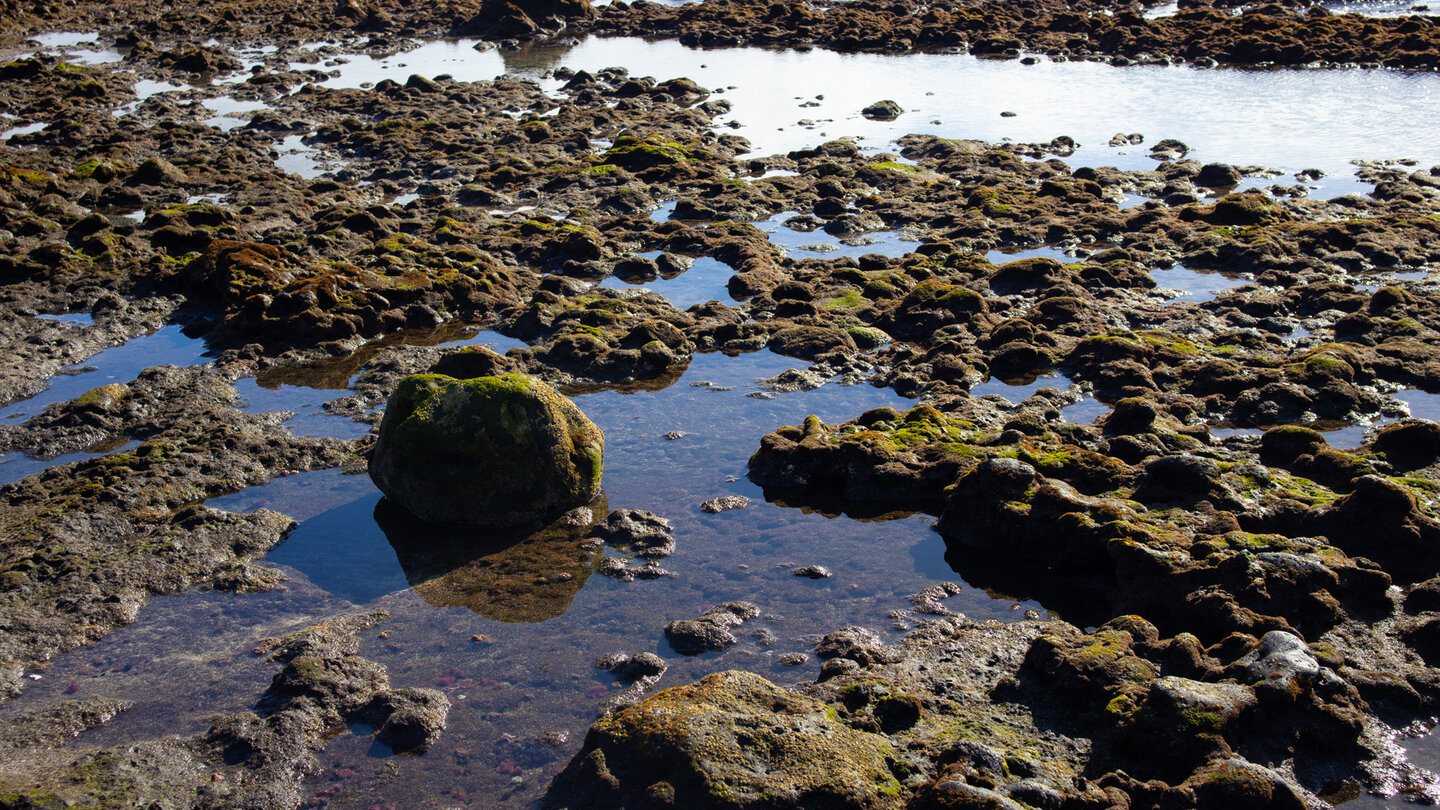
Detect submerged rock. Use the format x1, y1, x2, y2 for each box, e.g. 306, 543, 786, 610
369, 373, 604, 528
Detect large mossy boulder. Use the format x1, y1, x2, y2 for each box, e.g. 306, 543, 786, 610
546, 670, 902, 809
370, 373, 603, 528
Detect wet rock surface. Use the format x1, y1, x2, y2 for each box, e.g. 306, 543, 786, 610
0, 1, 1438, 807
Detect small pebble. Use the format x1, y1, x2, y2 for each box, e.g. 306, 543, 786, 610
793, 565, 833, 579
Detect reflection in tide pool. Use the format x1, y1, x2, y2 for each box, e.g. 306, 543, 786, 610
1397, 388, 1440, 422
1152, 264, 1251, 303
971, 371, 1076, 403
967, 371, 1111, 424
755, 211, 915, 260
985, 245, 1076, 265
232, 378, 371, 439
33, 311, 95, 326
1061, 395, 1112, 425
595, 256, 737, 309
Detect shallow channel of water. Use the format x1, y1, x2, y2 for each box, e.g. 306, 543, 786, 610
0, 348, 1050, 807
0, 324, 214, 423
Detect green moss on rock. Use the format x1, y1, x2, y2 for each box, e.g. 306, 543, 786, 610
369, 373, 604, 528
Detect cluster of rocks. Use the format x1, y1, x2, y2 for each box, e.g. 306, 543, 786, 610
0, 2, 1437, 807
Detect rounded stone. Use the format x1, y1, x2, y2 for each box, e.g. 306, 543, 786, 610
370, 373, 604, 528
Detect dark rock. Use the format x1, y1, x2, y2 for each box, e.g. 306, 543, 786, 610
861, 100, 903, 121
664, 601, 761, 654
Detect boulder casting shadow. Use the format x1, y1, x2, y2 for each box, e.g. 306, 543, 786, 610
374, 493, 606, 623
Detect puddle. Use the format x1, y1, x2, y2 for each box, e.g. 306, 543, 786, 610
292, 39, 507, 90
1209, 427, 1264, 440
274, 133, 335, 179
434, 328, 531, 352
755, 211, 914, 259
503, 37, 1440, 198
201, 96, 265, 131
255, 322, 512, 389
985, 245, 1075, 265
232, 378, 371, 440
1396, 389, 1440, 422
971, 371, 1076, 403
1308, 416, 1399, 449
594, 256, 738, 309
33, 312, 95, 327
1061, 394, 1111, 425
1152, 264, 1251, 303
29, 32, 99, 47
966, 372, 1109, 423
1, 122, 46, 140
112, 80, 189, 117
0, 324, 213, 422
0, 438, 140, 487
1323, 0, 1435, 15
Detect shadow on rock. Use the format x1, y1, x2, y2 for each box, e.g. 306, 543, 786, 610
374, 493, 606, 623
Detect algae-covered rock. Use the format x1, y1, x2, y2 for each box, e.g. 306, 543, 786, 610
546, 670, 902, 809
370, 373, 603, 528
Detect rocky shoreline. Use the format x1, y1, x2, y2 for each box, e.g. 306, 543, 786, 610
1, 0, 1440, 806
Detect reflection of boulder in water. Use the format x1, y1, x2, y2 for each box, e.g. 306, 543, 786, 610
375, 493, 606, 623
758, 485, 936, 523
940, 542, 1110, 630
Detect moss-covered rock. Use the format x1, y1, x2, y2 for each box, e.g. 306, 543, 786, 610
545, 670, 903, 809
370, 373, 604, 528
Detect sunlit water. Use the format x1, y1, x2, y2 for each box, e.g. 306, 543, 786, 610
278, 36, 1440, 198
